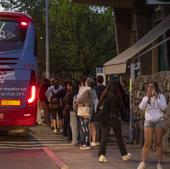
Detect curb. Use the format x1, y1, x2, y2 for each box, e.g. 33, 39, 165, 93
42, 147, 69, 169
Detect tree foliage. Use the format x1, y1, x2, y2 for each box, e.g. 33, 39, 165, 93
10, 0, 116, 78
49, 0, 116, 77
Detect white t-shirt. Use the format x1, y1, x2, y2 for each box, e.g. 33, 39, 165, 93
45, 85, 63, 102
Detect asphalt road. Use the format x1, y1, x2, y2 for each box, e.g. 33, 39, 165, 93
0, 148, 58, 169
0, 125, 67, 169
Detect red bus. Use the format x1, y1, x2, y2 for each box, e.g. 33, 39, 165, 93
0, 12, 37, 135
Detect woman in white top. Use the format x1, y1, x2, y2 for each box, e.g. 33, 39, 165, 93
76, 77, 92, 149
137, 82, 167, 169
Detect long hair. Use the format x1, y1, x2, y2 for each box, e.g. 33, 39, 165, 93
100, 80, 121, 102
79, 76, 87, 86
86, 77, 95, 88
148, 81, 160, 93
72, 79, 80, 95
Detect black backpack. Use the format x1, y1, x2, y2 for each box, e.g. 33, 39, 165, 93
50, 91, 60, 109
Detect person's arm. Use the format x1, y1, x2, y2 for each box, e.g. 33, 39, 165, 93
139, 85, 153, 110
139, 96, 149, 110
76, 89, 87, 104
45, 87, 52, 102
93, 90, 99, 113
102, 96, 110, 115
73, 95, 78, 112
156, 94, 167, 111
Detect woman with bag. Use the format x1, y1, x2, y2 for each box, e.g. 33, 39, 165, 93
76, 77, 94, 150
137, 82, 167, 169
98, 80, 132, 163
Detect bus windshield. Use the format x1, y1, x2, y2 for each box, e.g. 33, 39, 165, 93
0, 20, 26, 51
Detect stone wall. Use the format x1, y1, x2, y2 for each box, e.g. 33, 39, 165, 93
131, 71, 170, 152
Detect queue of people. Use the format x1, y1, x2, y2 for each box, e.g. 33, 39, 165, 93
38, 76, 167, 169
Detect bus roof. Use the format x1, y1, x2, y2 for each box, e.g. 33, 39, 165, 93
0, 11, 33, 22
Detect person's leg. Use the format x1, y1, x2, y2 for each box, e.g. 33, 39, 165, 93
139, 119, 145, 147
45, 100, 50, 125
79, 117, 90, 147
43, 100, 50, 125
98, 123, 110, 156
67, 119, 72, 142
77, 117, 83, 144
50, 112, 53, 128
141, 127, 153, 162
155, 122, 165, 164
52, 118, 57, 129
90, 122, 96, 145
70, 111, 78, 145
136, 120, 154, 169
83, 118, 90, 146
58, 108, 64, 132
96, 122, 102, 144
51, 110, 57, 132
37, 100, 42, 124
111, 118, 127, 156
40, 101, 46, 124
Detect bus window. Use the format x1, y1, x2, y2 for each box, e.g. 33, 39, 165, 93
0, 20, 26, 51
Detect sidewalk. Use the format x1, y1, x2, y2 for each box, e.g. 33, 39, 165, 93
50, 144, 170, 169
49, 122, 170, 169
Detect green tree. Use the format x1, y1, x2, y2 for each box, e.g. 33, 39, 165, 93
49, 0, 116, 77
10, 0, 116, 79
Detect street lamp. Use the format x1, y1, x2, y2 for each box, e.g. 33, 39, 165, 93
45, 0, 50, 79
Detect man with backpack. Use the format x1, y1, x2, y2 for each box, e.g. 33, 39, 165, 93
46, 78, 64, 133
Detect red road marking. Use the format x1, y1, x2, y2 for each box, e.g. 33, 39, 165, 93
42, 147, 69, 169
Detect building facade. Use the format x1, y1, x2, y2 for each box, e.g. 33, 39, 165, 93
71, 0, 170, 152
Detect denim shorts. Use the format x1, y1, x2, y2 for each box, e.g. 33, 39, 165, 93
144, 119, 165, 128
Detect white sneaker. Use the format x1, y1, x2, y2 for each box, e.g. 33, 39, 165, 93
53, 129, 57, 133
99, 155, 108, 163
96, 142, 100, 146
79, 145, 91, 150
157, 163, 163, 169
60, 128, 63, 133
71, 141, 78, 146
122, 153, 132, 161
90, 142, 96, 147
137, 162, 145, 169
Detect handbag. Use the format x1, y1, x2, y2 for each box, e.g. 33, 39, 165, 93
49, 91, 60, 109
77, 106, 90, 118
95, 104, 108, 122
95, 105, 104, 122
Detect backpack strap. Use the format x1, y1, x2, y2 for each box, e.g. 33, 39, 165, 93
51, 90, 58, 97
51, 90, 55, 95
